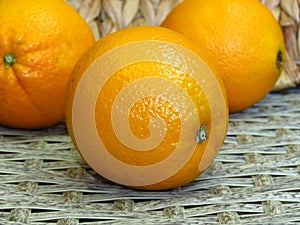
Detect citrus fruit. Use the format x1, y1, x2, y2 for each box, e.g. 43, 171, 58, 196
0, 0, 95, 129
161, 0, 285, 113
65, 26, 228, 190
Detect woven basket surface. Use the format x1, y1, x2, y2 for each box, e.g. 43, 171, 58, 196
1, 0, 300, 224
1, 92, 299, 225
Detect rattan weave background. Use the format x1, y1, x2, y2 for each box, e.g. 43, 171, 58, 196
1, 89, 300, 224
1, 0, 300, 224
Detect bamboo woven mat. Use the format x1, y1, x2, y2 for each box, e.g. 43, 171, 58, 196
1, 89, 300, 224
1, 0, 300, 224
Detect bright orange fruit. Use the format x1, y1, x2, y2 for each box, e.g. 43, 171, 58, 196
65, 26, 229, 190
0, 0, 95, 129
161, 0, 285, 113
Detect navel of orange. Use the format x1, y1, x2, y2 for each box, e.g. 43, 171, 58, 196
161, 0, 285, 113
65, 26, 229, 190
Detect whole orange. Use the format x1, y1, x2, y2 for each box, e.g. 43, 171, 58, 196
161, 0, 285, 113
65, 26, 229, 190
0, 0, 95, 129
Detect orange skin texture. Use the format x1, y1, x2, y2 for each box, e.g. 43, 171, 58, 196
66, 26, 229, 190
0, 0, 95, 129
161, 0, 285, 113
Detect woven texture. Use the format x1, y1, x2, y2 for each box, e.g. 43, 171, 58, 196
1, 89, 300, 224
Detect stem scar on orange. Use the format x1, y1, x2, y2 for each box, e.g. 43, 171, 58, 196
161, 0, 286, 113
0, 0, 95, 129
65, 26, 229, 190
4, 54, 16, 67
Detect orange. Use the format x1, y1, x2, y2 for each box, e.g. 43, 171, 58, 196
161, 0, 285, 113
65, 26, 229, 190
0, 0, 95, 129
